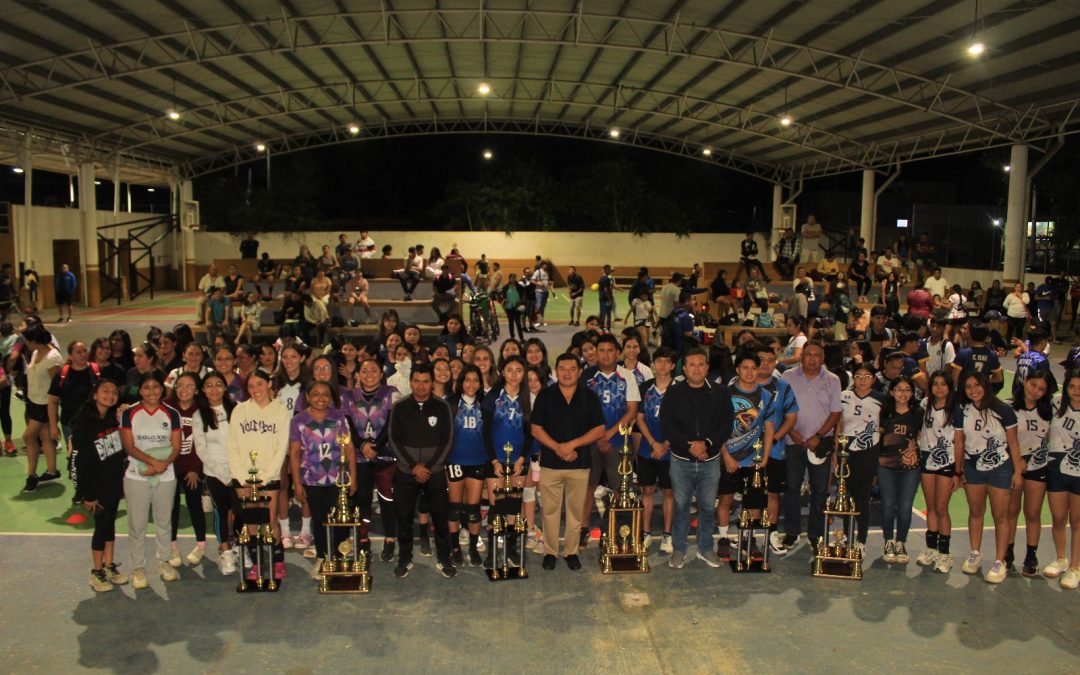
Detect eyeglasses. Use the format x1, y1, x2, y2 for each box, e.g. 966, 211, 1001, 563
854, 373, 873, 380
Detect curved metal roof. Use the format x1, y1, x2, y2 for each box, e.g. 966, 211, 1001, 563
1, 0, 1078, 184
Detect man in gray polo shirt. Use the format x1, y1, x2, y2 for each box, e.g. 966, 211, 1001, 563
777, 341, 841, 554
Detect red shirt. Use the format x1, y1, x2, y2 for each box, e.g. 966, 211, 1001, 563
906, 289, 933, 319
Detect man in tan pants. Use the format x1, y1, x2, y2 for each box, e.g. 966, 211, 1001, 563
530, 354, 606, 571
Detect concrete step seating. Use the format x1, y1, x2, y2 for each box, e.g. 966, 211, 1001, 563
240, 278, 436, 301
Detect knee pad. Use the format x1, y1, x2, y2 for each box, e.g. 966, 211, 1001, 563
466, 504, 482, 524
523, 486, 536, 503
447, 502, 462, 523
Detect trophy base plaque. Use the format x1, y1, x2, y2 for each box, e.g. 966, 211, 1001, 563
318, 521, 372, 594
235, 498, 282, 593
811, 509, 863, 580
729, 516, 771, 574
598, 507, 650, 574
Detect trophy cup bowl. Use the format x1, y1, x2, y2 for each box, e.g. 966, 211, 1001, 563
618, 524, 631, 554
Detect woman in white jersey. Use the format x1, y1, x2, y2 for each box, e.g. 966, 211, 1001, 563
1007, 371, 1053, 577
1044, 372, 1080, 587
916, 371, 959, 573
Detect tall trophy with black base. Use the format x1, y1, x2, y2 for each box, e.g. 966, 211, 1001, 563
237, 450, 281, 592
731, 439, 771, 573
813, 434, 863, 580
319, 431, 371, 594
599, 424, 650, 574
487, 443, 528, 581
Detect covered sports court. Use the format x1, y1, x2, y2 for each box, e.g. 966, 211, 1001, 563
2, 1, 1080, 672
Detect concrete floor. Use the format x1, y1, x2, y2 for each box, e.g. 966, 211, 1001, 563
2, 533, 1078, 674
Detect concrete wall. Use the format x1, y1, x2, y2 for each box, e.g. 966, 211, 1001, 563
11, 205, 178, 308
193, 230, 748, 269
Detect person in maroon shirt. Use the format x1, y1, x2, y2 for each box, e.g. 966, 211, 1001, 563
906, 281, 933, 321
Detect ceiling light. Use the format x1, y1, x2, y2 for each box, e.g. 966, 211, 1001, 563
348, 124, 360, 135
1003, 164, 1011, 172
147, 188, 156, 193
255, 142, 266, 152
94, 180, 101, 185
780, 115, 793, 127
477, 82, 491, 96
482, 149, 494, 160
608, 128, 621, 139
166, 108, 181, 121
992, 218, 1001, 226
701, 147, 712, 157
12, 167, 24, 174
967, 42, 985, 57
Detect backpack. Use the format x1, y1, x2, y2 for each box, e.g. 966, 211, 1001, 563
755, 312, 775, 328
59, 361, 101, 388
503, 283, 521, 310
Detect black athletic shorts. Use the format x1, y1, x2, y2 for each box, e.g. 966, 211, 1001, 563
446, 463, 485, 482
766, 458, 787, 493
718, 464, 755, 496
1022, 465, 1048, 483
636, 456, 671, 490
56, 291, 72, 306
24, 401, 48, 424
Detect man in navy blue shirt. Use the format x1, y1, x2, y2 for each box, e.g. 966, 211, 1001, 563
951, 323, 1004, 395
1034, 277, 1057, 340
1013, 328, 1057, 399
663, 291, 696, 354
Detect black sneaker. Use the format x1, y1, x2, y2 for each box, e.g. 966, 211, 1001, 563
380, 540, 396, 563
449, 548, 464, 567
579, 527, 590, 548
716, 537, 731, 560
436, 561, 457, 578
1004, 545, 1015, 571
468, 548, 483, 567
1022, 552, 1039, 578
565, 554, 582, 571
22, 474, 38, 493
418, 533, 432, 557
38, 471, 62, 484
542, 554, 557, 570
393, 561, 413, 578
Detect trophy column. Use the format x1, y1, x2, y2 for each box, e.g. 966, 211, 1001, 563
319, 431, 372, 594
812, 436, 863, 580
237, 450, 281, 593
599, 425, 650, 574
487, 443, 528, 581
731, 439, 771, 573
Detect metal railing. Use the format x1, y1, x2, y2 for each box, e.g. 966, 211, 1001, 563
97, 213, 178, 304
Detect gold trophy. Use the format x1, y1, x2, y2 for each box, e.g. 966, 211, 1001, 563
731, 437, 771, 573
319, 430, 372, 593
599, 424, 650, 574
236, 450, 280, 592
812, 433, 862, 580
487, 443, 528, 581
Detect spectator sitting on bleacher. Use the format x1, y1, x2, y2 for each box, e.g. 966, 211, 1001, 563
334, 234, 352, 260
223, 264, 245, 302
317, 245, 337, 271
339, 247, 362, 278
875, 247, 901, 282
196, 264, 225, 324
739, 232, 770, 282
812, 252, 839, 283
204, 287, 233, 344
255, 253, 278, 298
773, 228, 800, 280
425, 247, 445, 280
357, 231, 376, 259
381, 244, 394, 260
431, 269, 458, 323
302, 293, 329, 347
397, 247, 423, 301
345, 276, 372, 325
745, 267, 770, 313
281, 289, 304, 325
285, 265, 307, 296
310, 268, 332, 308
235, 291, 263, 345
294, 245, 317, 281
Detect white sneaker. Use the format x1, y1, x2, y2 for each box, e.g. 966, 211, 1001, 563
131, 567, 148, 589
985, 559, 1007, 584
961, 551, 982, 574
531, 532, 546, 554
310, 558, 325, 580
185, 545, 205, 565
916, 548, 939, 566
167, 543, 182, 568
1060, 567, 1080, 590
218, 549, 238, 576
295, 533, 314, 550
281, 534, 295, 549
660, 534, 673, 554
159, 562, 179, 582
459, 529, 470, 547
935, 553, 954, 574
894, 541, 909, 564
1043, 557, 1070, 578
882, 540, 897, 563
769, 531, 789, 556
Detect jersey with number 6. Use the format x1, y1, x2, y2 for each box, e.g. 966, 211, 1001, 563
953, 400, 1016, 471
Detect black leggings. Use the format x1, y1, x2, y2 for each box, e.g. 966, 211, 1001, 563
1006, 316, 1026, 344
305, 484, 343, 560
171, 477, 207, 542
206, 476, 241, 545
356, 460, 397, 538
852, 276, 871, 298
91, 489, 122, 551
505, 308, 524, 341
0, 386, 11, 437
1071, 297, 1079, 328
847, 448, 879, 545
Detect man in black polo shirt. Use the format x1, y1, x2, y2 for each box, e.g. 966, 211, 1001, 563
531, 353, 606, 571
388, 364, 457, 579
